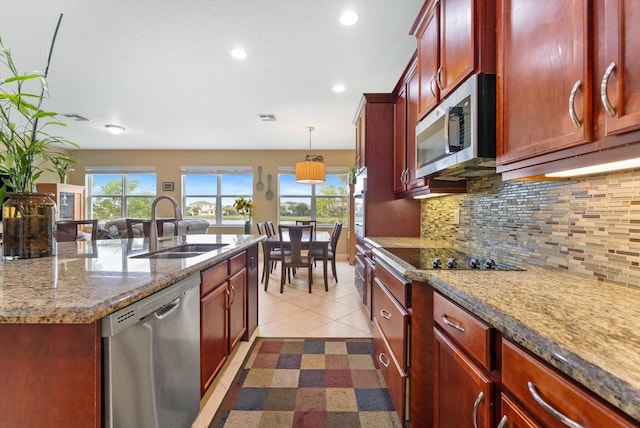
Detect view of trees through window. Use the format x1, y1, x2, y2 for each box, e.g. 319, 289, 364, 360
88, 173, 156, 219
279, 172, 348, 225
182, 170, 253, 225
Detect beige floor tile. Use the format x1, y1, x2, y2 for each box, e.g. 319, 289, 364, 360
255, 320, 307, 337
285, 293, 330, 309
310, 301, 359, 320
306, 320, 371, 338
258, 300, 306, 324
336, 310, 373, 335
278, 309, 333, 333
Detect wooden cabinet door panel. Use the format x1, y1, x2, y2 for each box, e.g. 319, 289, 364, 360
439, 0, 475, 98
498, 393, 541, 428
372, 277, 409, 368
502, 340, 636, 427
373, 318, 407, 423
434, 327, 494, 428
600, 0, 640, 136
200, 283, 228, 395
497, 0, 592, 165
417, 2, 439, 118
394, 85, 408, 193
228, 268, 247, 352
406, 67, 425, 191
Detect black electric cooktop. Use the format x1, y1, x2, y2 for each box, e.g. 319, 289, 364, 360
383, 247, 524, 271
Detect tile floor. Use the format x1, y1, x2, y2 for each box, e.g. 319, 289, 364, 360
192, 257, 370, 427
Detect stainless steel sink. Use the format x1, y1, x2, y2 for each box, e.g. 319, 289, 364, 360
131, 243, 228, 259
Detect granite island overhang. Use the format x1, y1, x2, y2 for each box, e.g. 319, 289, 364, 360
0, 234, 265, 324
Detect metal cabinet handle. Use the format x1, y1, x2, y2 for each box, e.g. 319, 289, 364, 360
378, 352, 390, 368
229, 284, 236, 306
496, 415, 508, 428
436, 66, 444, 91
600, 62, 617, 118
472, 391, 484, 428
528, 382, 584, 428
442, 314, 465, 332
429, 75, 437, 96
569, 80, 583, 128
380, 308, 391, 320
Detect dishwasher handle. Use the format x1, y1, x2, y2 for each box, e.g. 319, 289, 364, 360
154, 293, 185, 319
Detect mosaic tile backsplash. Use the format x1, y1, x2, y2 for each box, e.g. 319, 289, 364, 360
420, 169, 640, 288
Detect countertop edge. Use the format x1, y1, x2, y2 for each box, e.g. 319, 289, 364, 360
369, 240, 640, 422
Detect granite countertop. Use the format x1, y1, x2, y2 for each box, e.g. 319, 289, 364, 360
367, 237, 640, 422
0, 234, 264, 324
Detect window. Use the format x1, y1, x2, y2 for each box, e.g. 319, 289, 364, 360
278, 168, 349, 226
86, 167, 157, 219
182, 167, 253, 226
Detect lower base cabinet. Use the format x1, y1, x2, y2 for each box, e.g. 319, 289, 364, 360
200, 250, 249, 396
501, 339, 637, 427
434, 325, 494, 428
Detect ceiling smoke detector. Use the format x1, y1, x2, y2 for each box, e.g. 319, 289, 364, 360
257, 114, 277, 122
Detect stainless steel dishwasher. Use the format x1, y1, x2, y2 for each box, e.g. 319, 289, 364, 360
102, 274, 200, 428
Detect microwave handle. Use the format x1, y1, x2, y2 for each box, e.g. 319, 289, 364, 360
445, 107, 464, 153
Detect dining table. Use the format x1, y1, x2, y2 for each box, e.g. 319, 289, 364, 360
262, 230, 331, 290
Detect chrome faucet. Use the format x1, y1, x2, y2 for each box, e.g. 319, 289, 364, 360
149, 195, 183, 252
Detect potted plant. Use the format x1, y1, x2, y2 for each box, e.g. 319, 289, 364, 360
0, 20, 78, 259
233, 197, 255, 234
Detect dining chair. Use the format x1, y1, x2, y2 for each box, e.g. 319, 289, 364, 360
277, 224, 314, 293
310, 222, 342, 282
125, 218, 179, 239
56, 219, 98, 242
266, 221, 276, 237
256, 222, 265, 235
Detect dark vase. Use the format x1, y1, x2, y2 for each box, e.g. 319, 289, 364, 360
244, 221, 251, 234
2, 192, 57, 259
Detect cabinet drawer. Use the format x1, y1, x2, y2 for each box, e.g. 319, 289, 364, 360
229, 251, 247, 275
372, 318, 407, 423
372, 277, 408, 368
502, 339, 635, 428
433, 292, 492, 370
374, 258, 410, 307
201, 261, 228, 296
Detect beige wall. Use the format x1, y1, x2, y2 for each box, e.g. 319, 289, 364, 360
59, 149, 354, 254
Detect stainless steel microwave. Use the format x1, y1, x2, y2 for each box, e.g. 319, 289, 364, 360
415, 73, 496, 180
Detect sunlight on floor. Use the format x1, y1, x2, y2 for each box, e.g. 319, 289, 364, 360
192, 257, 369, 427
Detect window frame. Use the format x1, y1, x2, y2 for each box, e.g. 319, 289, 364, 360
85, 167, 157, 220
181, 166, 254, 226
277, 167, 349, 226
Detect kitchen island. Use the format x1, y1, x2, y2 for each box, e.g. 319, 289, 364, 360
367, 237, 640, 426
0, 234, 262, 427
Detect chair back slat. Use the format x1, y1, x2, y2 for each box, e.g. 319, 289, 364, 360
330, 222, 342, 252
56, 219, 98, 242
279, 224, 313, 265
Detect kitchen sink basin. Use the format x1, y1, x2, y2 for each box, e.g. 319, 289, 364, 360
131, 243, 228, 259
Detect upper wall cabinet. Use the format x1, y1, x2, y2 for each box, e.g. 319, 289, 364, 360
394, 58, 425, 193
411, 0, 496, 120
497, 0, 640, 179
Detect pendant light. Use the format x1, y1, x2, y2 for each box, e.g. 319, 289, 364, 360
295, 126, 326, 184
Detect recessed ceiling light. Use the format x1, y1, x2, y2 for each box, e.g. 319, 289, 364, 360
230, 48, 247, 60
105, 124, 125, 135
332, 84, 346, 93
340, 10, 358, 26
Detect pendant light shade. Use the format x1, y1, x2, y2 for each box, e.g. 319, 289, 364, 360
295, 126, 326, 184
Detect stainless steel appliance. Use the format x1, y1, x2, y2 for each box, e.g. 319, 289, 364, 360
415, 73, 496, 180
383, 247, 524, 271
102, 274, 200, 428
353, 174, 366, 238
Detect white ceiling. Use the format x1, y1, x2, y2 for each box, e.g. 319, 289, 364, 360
0, 0, 423, 151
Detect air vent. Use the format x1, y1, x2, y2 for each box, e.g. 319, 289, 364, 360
257, 114, 277, 122
62, 113, 90, 122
